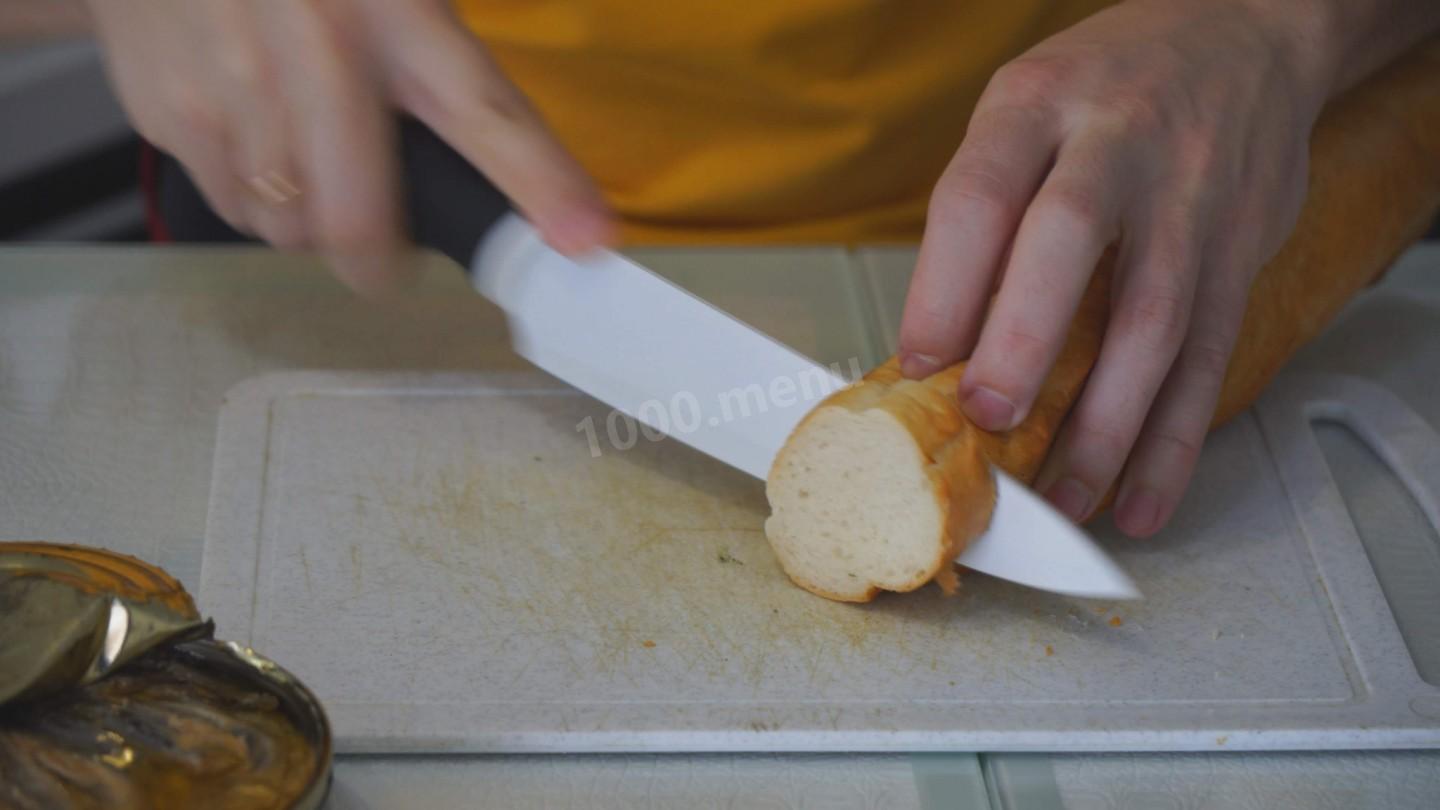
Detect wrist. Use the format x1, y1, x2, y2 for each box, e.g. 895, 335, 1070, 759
1235, 0, 1440, 100
1229, 0, 1346, 112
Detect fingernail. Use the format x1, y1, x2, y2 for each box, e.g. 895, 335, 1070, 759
962, 386, 1017, 431
1117, 486, 1163, 537
899, 351, 941, 378
1045, 477, 1094, 523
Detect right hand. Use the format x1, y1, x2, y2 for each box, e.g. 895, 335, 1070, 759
85, 0, 615, 294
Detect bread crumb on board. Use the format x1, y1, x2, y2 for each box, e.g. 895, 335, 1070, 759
1044, 645, 1055, 657
717, 549, 745, 565
642, 640, 656, 649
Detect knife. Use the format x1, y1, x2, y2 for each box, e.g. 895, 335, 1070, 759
469, 214, 1141, 601
392, 118, 1139, 600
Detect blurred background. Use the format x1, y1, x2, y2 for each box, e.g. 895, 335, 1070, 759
1, 39, 144, 243
2, 37, 1437, 247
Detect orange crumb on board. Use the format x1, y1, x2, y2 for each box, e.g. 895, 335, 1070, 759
1108, 616, 1124, 627
1092, 605, 1108, 614
642, 640, 656, 648
1044, 645, 1054, 657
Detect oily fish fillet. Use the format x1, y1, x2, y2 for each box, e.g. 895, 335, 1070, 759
765, 37, 1440, 603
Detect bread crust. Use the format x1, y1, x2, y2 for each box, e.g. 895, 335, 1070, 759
766, 38, 1440, 602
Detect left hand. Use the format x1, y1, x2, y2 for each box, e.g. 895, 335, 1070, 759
897, 0, 1337, 537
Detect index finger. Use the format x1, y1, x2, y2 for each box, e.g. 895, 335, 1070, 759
380, 2, 615, 255
898, 105, 1057, 378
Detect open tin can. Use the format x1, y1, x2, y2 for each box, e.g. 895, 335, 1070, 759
1, 543, 332, 809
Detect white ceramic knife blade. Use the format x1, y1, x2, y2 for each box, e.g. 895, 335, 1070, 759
472, 214, 1140, 600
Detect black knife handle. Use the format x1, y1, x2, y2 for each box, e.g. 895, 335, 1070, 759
397, 116, 513, 269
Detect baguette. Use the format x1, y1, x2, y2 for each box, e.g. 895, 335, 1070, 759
764, 38, 1440, 603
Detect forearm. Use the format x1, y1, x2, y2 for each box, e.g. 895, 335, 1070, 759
1244, 0, 1440, 100
0, 1, 89, 39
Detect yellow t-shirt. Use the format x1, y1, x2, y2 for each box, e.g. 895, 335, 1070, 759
455, 1, 1113, 244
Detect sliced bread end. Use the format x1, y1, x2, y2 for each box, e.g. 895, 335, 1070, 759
764, 405, 950, 602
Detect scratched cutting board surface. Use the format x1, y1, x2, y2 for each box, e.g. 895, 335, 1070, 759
199, 370, 1440, 753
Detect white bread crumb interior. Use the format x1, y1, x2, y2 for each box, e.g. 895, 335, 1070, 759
764, 406, 944, 602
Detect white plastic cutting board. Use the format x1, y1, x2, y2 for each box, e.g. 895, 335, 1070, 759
197, 366, 1440, 753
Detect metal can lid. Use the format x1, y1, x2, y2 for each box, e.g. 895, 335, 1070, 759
1, 542, 332, 810
1, 543, 208, 705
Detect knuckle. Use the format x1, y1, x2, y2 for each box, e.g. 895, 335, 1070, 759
1144, 427, 1204, 468
1174, 129, 1218, 175
1038, 183, 1107, 232
396, 59, 532, 134
163, 83, 224, 142
1181, 336, 1234, 381
475, 84, 532, 127
931, 159, 1020, 223
993, 324, 1052, 370
1147, 220, 1201, 276
391, 61, 465, 127
1104, 91, 1168, 137
217, 41, 263, 94
388, 67, 433, 120
1079, 419, 1135, 467
900, 297, 958, 343
987, 55, 1076, 108
1117, 287, 1191, 355
398, 78, 454, 129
